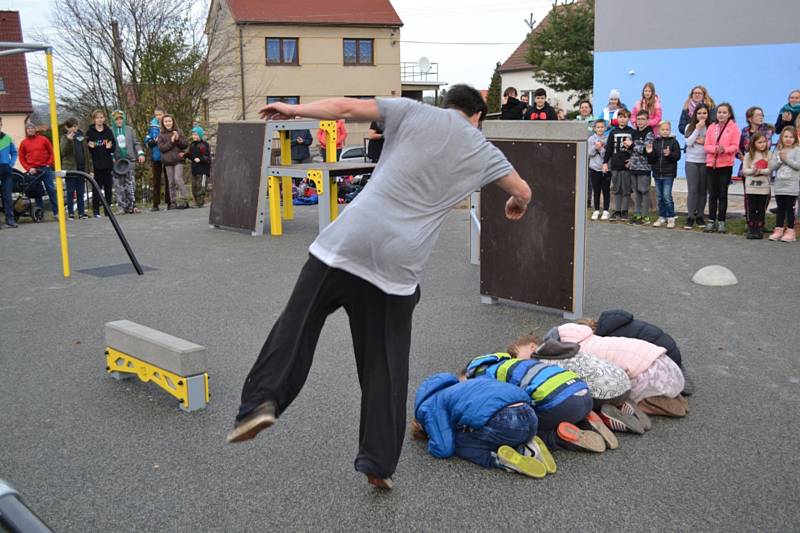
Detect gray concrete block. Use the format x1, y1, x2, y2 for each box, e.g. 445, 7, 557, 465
105, 320, 207, 376
483, 120, 589, 142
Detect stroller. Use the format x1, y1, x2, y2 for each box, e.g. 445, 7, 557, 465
9, 168, 46, 222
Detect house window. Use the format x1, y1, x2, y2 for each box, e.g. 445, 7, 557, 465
266, 96, 299, 105
0, 77, 5, 92
265, 38, 298, 65
343, 39, 373, 65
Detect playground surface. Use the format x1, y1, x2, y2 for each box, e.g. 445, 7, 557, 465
0, 206, 798, 532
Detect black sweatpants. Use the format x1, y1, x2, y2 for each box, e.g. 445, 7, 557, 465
746, 194, 769, 229
707, 166, 733, 222
775, 194, 797, 228
238, 255, 421, 479
92, 167, 113, 216
589, 169, 611, 211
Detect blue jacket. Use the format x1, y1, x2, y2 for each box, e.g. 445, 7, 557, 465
144, 117, 161, 161
0, 132, 18, 168
414, 372, 531, 459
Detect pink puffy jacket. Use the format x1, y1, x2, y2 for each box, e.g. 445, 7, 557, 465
704, 120, 741, 168
631, 95, 663, 130
556, 323, 664, 378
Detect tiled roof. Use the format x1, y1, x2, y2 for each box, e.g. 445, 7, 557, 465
225, 0, 403, 26
499, 0, 588, 73
0, 11, 33, 114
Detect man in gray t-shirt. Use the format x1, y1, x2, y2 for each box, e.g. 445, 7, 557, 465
227, 85, 531, 490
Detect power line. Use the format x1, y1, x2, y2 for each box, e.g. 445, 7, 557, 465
401, 40, 520, 46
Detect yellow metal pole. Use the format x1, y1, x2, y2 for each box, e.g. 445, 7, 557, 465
278, 131, 293, 220
319, 121, 338, 221
46, 49, 70, 278
268, 176, 282, 236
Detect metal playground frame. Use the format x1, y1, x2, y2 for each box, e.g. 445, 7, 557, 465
0, 41, 143, 277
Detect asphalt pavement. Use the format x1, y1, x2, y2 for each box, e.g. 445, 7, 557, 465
0, 206, 797, 532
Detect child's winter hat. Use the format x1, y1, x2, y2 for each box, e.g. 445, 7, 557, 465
191, 126, 205, 139
608, 89, 621, 100
111, 109, 125, 120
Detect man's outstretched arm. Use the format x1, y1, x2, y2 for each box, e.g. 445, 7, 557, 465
495, 170, 531, 220
258, 98, 381, 122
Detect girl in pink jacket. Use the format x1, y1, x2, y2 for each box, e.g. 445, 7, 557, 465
703, 103, 741, 234
631, 82, 663, 131
549, 323, 686, 416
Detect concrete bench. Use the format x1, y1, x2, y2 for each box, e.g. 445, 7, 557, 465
105, 320, 209, 412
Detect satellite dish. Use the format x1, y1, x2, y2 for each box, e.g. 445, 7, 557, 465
418, 57, 431, 73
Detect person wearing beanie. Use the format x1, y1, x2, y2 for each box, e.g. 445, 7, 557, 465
18, 121, 59, 219
143, 107, 171, 210
185, 126, 211, 207
111, 109, 145, 214
0, 116, 19, 227
602, 89, 625, 127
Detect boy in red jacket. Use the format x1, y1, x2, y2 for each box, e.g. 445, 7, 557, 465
18, 122, 59, 219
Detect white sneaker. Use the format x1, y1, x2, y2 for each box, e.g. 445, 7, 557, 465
601, 210, 610, 220
666, 217, 676, 228
591, 210, 600, 220
652, 217, 666, 227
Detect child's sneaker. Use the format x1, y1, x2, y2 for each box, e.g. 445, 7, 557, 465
620, 400, 652, 431
652, 217, 666, 227
642, 216, 652, 225
769, 227, 785, 241
556, 422, 606, 453
780, 228, 796, 242
629, 215, 643, 225
599, 404, 645, 435
683, 217, 695, 229
601, 210, 610, 220
609, 211, 622, 221
496, 445, 547, 478
667, 217, 676, 228
581, 411, 619, 450
591, 210, 600, 220
638, 395, 687, 417
717, 221, 727, 234
703, 221, 716, 233
520, 435, 557, 474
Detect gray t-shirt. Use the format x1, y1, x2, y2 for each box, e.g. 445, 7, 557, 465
309, 97, 513, 295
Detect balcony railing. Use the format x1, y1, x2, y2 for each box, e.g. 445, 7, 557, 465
401, 61, 439, 83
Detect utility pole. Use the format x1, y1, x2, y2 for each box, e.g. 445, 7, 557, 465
111, 20, 125, 110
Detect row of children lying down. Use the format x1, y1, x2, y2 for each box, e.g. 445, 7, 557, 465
411, 309, 691, 479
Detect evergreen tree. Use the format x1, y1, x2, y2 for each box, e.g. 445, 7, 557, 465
525, 0, 594, 101
487, 62, 502, 114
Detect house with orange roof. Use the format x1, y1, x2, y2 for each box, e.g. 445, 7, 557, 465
205, 0, 404, 145
0, 10, 34, 170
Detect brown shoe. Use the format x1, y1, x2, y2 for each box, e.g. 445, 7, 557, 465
367, 475, 393, 490
226, 401, 277, 443
639, 396, 686, 417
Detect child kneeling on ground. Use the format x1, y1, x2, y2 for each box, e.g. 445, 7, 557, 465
547, 323, 688, 418
412, 372, 552, 478
465, 353, 612, 453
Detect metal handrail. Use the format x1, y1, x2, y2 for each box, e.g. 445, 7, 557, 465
58, 170, 144, 275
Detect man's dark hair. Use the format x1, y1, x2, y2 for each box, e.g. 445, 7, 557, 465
443, 84, 488, 121
534, 88, 547, 98
636, 109, 649, 118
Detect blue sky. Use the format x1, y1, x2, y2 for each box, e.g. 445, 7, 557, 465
1, 0, 554, 104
